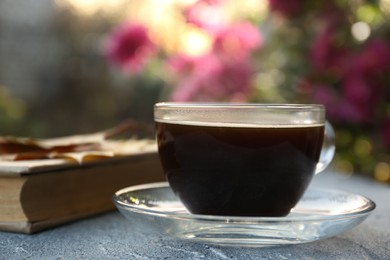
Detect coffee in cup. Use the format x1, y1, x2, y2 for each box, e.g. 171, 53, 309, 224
154, 103, 335, 217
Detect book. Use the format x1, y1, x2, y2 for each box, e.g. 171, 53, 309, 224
0, 127, 165, 234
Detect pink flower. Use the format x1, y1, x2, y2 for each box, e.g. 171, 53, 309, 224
312, 85, 352, 122
311, 82, 377, 123
334, 40, 389, 123
104, 22, 156, 73
354, 39, 390, 75
184, 0, 224, 30
342, 74, 377, 123
167, 54, 254, 102
166, 55, 199, 78
212, 23, 262, 59
310, 23, 350, 75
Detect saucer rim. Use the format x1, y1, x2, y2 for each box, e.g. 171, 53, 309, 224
113, 182, 376, 222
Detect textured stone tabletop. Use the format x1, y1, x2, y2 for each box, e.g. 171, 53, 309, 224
0, 171, 389, 259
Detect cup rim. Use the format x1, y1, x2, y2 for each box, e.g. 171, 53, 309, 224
154, 102, 325, 126
155, 102, 324, 111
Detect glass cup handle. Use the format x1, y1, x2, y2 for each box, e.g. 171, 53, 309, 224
315, 121, 336, 174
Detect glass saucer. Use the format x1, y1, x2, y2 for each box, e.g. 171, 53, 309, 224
113, 182, 375, 247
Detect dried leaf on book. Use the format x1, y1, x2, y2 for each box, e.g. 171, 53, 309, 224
0, 120, 156, 164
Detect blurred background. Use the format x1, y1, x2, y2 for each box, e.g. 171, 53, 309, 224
0, 0, 390, 183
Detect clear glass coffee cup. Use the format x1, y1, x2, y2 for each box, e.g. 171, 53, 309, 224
154, 103, 335, 217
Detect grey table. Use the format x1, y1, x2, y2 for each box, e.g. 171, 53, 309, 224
0, 171, 389, 260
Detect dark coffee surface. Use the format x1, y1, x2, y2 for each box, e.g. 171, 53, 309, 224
156, 122, 324, 216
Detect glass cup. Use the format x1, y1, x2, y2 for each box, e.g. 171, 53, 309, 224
154, 103, 335, 217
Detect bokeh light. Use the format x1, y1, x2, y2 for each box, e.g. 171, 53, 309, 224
351, 22, 371, 42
